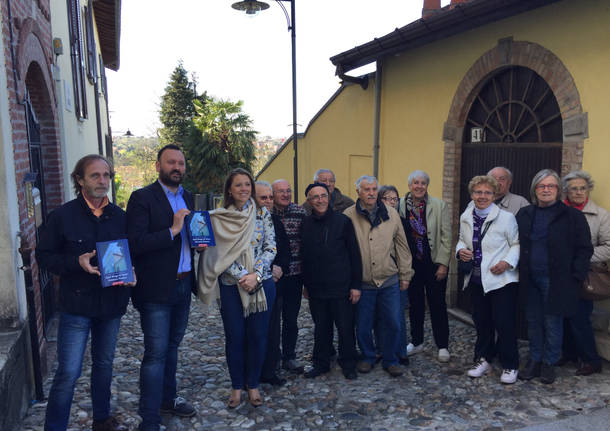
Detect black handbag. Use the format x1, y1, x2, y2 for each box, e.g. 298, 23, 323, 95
581, 262, 610, 301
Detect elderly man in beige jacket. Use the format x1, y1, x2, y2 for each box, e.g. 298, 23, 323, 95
344, 175, 414, 377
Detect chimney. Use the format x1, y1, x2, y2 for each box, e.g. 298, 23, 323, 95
450, 0, 469, 8
422, 0, 441, 18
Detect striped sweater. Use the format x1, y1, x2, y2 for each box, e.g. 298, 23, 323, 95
273, 202, 306, 276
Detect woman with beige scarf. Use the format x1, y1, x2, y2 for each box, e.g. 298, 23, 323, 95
197, 168, 276, 408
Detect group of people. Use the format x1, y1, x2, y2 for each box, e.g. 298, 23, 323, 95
35, 143, 609, 431
457, 167, 608, 385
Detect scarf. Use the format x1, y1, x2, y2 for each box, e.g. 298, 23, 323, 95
197, 198, 267, 317
406, 193, 427, 260
564, 198, 587, 212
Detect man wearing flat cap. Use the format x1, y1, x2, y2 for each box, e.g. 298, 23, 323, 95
300, 183, 362, 379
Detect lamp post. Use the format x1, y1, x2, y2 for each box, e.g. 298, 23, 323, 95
231, 0, 299, 202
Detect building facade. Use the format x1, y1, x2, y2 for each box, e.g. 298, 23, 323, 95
0, 1, 120, 429
257, 0, 610, 357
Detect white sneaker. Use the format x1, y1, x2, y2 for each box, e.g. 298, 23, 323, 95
500, 369, 518, 384
467, 358, 491, 377
406, 343, 424, 356
438, 348, 451, 363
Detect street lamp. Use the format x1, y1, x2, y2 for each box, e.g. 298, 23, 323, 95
231, 0, 299, 202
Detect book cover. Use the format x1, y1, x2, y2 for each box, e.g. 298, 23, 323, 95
96, 239, 134, 287
186, 210, 216, 247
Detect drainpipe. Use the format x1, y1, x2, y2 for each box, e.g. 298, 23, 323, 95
372, 60, 382, 178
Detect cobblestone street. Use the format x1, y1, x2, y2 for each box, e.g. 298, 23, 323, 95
20, 300, 610, 430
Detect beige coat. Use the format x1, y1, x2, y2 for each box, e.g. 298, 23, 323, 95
582, 199, 610, 263
399, 195, 452, 267
344, 202, 414, 287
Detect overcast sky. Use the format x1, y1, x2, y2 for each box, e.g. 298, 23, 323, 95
107, 1, 450, 139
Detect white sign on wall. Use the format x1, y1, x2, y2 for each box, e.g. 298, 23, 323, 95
471, 127, 483, 143
64, 80, 73, 112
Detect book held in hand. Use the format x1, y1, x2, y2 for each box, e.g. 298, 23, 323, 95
186, 211, 216, 247
96, 239, 134, 287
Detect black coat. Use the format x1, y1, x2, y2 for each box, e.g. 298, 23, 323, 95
126, 181, 196, 306
271, 213, 290, 276
35, 195, 130, 318
301, 208, 362, 299
516, 202, 593, 316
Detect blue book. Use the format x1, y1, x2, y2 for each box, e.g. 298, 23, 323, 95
96, 239, 134, 287
186, 211, 216, 247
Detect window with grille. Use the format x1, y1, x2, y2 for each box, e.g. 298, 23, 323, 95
67, 0, 88, 119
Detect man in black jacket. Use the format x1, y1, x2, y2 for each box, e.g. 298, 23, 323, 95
256, 181, 291, 386
301, 183, 362, 379
36, 155, 131, 431
126, 145, 198, 431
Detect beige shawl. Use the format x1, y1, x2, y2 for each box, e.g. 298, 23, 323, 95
197, 198, 268, 317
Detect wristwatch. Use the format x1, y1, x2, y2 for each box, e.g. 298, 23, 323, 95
256, 274, 262, 284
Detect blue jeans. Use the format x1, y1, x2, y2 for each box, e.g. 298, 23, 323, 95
397, 288, 409, 357
137, 276, 192, 429
357, 283, 401, 367
526, 273, 563, 365
220, 278, 276, 389
45, 313, 121, 431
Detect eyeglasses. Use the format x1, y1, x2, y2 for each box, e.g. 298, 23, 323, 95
258, 195, 273, 201
568, 186, 588, 193
382, 196, 399, 203
472, 190, 494, 196
535, 184, 558, 190
310, 193, 329, 201
276, 189, 292, 195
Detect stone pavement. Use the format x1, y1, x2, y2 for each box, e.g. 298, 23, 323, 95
20, 300, 610, 431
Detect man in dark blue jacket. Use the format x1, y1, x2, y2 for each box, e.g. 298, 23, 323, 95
36, 155, 131, 431
127, 145, 198, 431
300, 183, 362, 380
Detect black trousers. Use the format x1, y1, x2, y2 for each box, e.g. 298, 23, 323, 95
469, 281, 519, 370
562, 298, 601, 366
408, 260, 449, 348
261, 294, 283, 379
309, 296, 357, 372
279, 275, 303, 361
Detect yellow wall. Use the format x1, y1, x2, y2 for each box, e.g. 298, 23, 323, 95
380, 0, 610, 207
260, 0, 610, 208
257, 142, 294, 189
258, 81, 375, 204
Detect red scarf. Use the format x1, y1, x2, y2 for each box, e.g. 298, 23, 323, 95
563, 198, 587, 212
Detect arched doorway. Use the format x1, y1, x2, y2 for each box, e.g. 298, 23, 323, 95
459, 66, 563, 211
23, 61, 62, 339
457, 66, 563, 322
442, 39, 588, 324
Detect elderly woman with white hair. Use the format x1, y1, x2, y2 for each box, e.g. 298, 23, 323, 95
516, 169, 593, 384
399, 170, 452, 363
558, 170, 609, 375
457, 175, 520, 384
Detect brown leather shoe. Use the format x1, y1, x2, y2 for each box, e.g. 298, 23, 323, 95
575, 362, 602, 376
92, 416, 127, 431
384, 364, 404, 377
356, 361, 372, 373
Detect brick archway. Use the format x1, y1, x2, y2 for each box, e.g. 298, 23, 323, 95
441, 38, 587, 221
441, 39, 588, 307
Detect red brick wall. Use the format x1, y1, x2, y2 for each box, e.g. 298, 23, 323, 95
2, 0, 63, 372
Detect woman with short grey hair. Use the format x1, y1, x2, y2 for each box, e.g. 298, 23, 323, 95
516, 169, 593, 384
399, 170, 452, 363
558, 170, 608, 375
